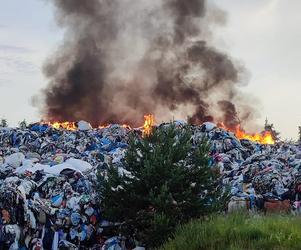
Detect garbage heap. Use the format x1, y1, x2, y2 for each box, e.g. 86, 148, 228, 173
0, 123, 133, 249
198, 122, 301, 206
0, 121, 299, 249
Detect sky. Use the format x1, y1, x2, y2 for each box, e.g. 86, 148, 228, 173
0, 0, 300, 139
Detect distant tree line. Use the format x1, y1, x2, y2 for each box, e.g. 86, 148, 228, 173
0, 118, 28, 128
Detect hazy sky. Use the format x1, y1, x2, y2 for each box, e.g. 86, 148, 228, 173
0, 0, 300, 139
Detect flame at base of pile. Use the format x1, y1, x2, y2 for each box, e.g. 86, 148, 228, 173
42, 115, 274, 145
42, 121, 77, 131
235, 125, 274, 145
219, 123, 275, 145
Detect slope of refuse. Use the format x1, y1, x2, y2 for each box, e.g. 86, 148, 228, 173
199, 122, 300, 201
0, 121, 299, 249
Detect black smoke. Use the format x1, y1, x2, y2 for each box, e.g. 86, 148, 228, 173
37, 0, 255, 127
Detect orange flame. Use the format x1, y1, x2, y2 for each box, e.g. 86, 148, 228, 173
235, 125, 274, 145
143, 114, 154, 137
98, 124, 109, 129
44, 121, 132, 131
219, 123, 275, 145
43, 121, 77, 131
42, 117, 273, 145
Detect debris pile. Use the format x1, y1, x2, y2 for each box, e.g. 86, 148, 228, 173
0, 123, 134, 249
0, 120, 298, 248
198, 122, 301, 212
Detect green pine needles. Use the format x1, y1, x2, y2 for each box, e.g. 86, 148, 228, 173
99, 124, 223, 248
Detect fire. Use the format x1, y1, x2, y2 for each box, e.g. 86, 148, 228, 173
234, 125, 274, 144
42, 116, 274, 145
219, 123, 275, 145
143, 114, 154, 137
43, 121, 77, 131
98, 124, 109, 129
44, 121, 132, 131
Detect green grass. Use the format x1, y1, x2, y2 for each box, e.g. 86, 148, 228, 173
160, 213, 301, 250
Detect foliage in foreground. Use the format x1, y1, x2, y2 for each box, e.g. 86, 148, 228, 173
99, 124, 223, 248
161, 213, 301, 250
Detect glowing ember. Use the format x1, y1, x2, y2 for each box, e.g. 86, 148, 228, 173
143, 114, 154, 137
43, 121, 77, 131
98, 124, 109, 129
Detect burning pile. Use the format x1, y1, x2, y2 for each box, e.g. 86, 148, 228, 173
34, 0, 258, 131
42, 115, 274, 145
30, 0, 273, 149
0, 117, 293, 249
41, 121, 77, 131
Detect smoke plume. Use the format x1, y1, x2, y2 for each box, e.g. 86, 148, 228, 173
38, 0, 256, 127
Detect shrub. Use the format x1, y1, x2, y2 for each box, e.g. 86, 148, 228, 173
99, 124, 223, 247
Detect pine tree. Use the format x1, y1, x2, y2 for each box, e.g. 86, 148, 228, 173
19, 119, 27, 129
99, 124, 222, 247
0, 118, 8, 127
